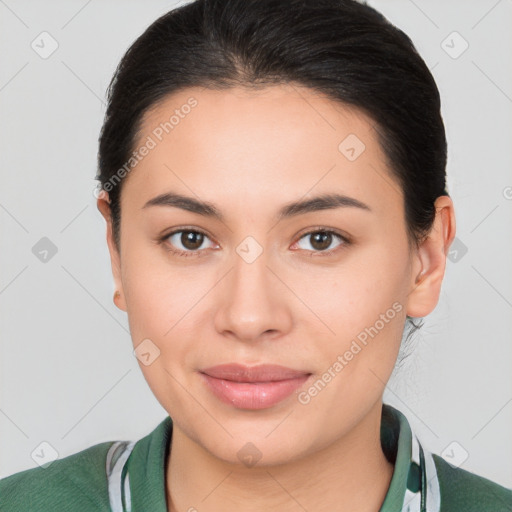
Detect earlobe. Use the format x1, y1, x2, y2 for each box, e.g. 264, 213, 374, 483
406, 195, 456, 318
97, 195, 127, 312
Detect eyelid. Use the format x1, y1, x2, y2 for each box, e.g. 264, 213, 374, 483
160, 225, 214, 240
296, 226, 352, 243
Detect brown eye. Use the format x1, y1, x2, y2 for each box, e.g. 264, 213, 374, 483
180, 231, 205, 250
309, 232, 334, 251
164, 229, 215, 255
294, 230, 347, 254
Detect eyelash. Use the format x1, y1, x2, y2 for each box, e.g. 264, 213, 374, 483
158, 226, 351, 259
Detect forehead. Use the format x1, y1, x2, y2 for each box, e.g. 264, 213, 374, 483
123, 84, 403, 218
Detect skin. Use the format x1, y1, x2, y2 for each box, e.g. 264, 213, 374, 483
97, 84, 456, 512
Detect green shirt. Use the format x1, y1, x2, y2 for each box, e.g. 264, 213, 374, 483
1, 404, 511, 511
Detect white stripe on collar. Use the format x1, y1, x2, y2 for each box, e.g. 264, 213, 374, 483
106, 440, 135, 512
423, 447, 441, 512
401, 430, 441, 512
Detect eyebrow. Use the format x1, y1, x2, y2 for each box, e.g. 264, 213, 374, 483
142, 191, 372, 221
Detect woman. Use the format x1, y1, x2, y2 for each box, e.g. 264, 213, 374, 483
1, 0, 510, 510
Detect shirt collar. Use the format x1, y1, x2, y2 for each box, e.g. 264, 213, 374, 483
379, 403, 416, 511
119, 403, 437, 512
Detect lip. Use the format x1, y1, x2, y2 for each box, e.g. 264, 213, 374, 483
199, 364, 312, 410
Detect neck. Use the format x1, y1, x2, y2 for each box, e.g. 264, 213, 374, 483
166, 401, 394, 512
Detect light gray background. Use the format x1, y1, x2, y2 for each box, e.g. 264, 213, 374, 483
1, 0, 511, 488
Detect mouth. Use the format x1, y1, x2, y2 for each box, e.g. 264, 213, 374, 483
199, 363, 312, 410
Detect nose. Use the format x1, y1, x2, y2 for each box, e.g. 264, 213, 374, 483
213, 246, 293, 343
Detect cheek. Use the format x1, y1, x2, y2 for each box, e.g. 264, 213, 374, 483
121, 252, 209, 412
121, 243, 208, 339
121, 247, 216, 379
290, 253, 406, 424
296, 244, 407, 331
291, 243, 408, 386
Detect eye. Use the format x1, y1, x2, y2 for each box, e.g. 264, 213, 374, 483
159, 227, 350, 258
160, 229, 217, 257
292, 229, 349, 256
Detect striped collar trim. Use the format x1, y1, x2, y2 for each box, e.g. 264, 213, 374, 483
382, 404, 441, 512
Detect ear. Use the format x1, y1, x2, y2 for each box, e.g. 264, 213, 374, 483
406, 195, 456, 318
97, 192, 127, 312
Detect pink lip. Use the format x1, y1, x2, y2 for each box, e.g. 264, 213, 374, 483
199, 364, 312, 410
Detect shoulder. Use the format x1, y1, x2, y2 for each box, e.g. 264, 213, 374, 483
433, 453, 512, 512
0, 440, 114, 511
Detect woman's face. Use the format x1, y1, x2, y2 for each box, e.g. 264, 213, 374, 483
99, 84, 437, 465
